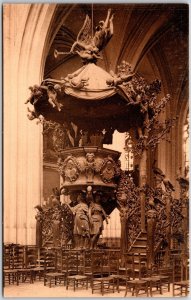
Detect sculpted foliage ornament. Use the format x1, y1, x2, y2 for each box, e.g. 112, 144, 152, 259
116, 172, 141, 248
107, 60, 174, 157
35, 191, 74, 248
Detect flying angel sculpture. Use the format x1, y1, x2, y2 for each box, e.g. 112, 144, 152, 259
54, 9, 114, 63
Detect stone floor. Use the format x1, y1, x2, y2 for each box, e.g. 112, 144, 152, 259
3, 281, 182, 298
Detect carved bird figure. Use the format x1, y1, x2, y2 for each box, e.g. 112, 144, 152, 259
152, 160, 165, 178
163, 179, 175, 191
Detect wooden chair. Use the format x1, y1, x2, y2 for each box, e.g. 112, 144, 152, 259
28, 247, 46, 282
172, 256, 189, 296
3, 244, 19, 286
90, 250, 115, 296
122, 253, 149, 297
3, 244, 33, 286
66, 250, 89, 291
14, 245, 34, 284
153, 266, 172, 292
108, 250, 131, 293
44, 248, 66, 288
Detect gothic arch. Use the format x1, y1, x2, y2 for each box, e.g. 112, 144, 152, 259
4, 3, 75, 244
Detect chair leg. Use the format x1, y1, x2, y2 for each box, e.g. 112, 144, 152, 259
124, 281, 128, 297
16, 273, 19, 286
185, 285, 188, 296
117, 278, 119, 293
146, 283, 149, 297
160, 282, 163, 295
150, 282, 153, 297
101, 281, 104, 296
132, 286, 135, 296
135, 286, 139, 297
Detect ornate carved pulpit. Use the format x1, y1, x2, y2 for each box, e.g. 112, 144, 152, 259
25, 9, 186, 266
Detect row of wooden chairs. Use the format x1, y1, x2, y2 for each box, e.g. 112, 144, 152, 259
3, 244, 189, 296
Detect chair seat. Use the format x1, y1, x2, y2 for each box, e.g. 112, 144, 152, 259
154, 275, 169, 279
143, 277, 161, 282
93, 276, 114, 282
30, 267, 44, 271
67, 275, 88, 280
46, 272, 66, 277
174, 280, 189, 286
125, 279, 149, 297
110, 274, 129, 280
126, 279, 147, 284
17, 269, 33, 272
4, 269, 18, 273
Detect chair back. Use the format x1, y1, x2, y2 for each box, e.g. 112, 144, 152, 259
44, 248, 58, 272
172, 254, 189, 283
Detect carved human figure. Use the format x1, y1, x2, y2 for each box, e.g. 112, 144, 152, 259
89, 194, 109, 249
72, 193, 90, 249
64, 158, 79, 182
34, 205, 43, 248
147, 209, 157, 269
85, 153, 95, 183
119, 206, 129, 254
101, 159, 115, 183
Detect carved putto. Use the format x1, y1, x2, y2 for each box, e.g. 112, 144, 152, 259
107, 61, 135, 87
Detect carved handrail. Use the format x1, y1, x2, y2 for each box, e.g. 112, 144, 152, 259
154, 238, 164, 255
128, 231, 143, 252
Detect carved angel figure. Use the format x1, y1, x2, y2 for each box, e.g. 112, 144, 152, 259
68, 9, 114, 62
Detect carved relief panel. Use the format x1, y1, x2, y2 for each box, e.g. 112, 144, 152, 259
57, 147, 120, 189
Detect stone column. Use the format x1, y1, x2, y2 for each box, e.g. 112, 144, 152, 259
3, 4, 57, 245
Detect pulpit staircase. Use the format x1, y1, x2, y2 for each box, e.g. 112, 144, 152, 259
128, 231, 147, 278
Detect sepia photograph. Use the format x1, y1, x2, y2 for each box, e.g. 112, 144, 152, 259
3, 3, 189, 297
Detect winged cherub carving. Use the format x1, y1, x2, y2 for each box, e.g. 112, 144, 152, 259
56, 9, 114, 63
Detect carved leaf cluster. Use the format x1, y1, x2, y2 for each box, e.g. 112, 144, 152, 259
116, 172, 141, 246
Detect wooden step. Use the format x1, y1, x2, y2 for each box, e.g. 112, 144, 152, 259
133, 240, 147, 246
130, 246, 147, 253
